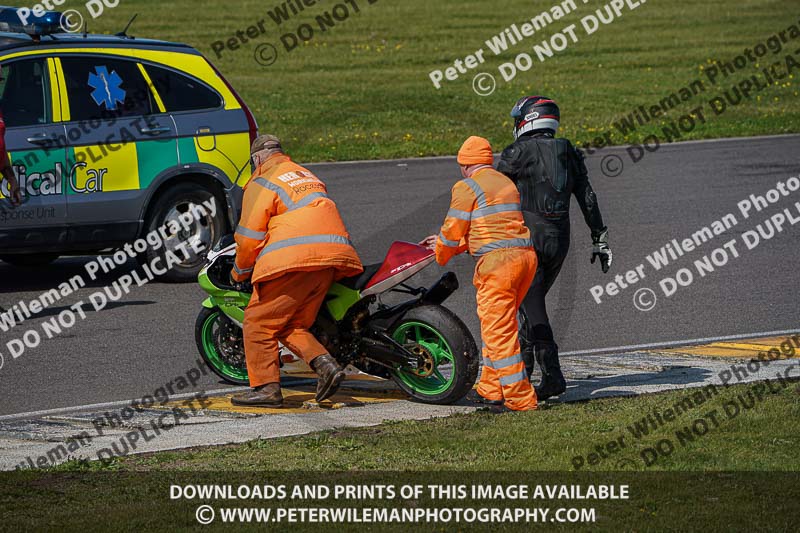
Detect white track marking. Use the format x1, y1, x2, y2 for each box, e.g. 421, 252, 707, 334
560, 328, 800, 357
0, 386, 244, 422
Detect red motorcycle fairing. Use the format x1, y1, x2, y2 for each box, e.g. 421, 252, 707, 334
360, 241, 435, 297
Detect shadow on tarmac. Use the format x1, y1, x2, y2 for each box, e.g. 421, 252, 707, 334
0, 256, 185, 294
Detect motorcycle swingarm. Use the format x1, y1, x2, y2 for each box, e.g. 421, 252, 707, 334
360, 332, 419, 367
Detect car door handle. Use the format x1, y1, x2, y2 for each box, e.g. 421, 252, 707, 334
139, 126, 172, 136
26, 134, 51, 145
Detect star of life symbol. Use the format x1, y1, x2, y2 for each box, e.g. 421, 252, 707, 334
88, 66, 126, 111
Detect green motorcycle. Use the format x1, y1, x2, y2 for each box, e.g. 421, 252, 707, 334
195, 236, 479, 404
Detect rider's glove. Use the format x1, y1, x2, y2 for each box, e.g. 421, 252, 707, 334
591, 227, 612, 273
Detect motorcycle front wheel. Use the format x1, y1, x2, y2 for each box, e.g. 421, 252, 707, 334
195, 307, 250, 386
389, 305, 479, 404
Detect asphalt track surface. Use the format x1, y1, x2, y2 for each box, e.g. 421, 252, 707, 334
0, 134, 798, 417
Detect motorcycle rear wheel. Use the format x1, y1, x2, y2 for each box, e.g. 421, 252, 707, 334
389, 305, 479, 404
195, 307, 250, 386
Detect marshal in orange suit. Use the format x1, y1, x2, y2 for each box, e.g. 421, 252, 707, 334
230, 135, 363, 407
421, 136, 539, 412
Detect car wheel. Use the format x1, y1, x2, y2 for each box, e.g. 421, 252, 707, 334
0, 253, 60, 267
142, 183, 225, 282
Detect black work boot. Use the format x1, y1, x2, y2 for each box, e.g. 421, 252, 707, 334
534, 342, 566, 401
482, 403, 512, 414
311, 354, 346, 402
465, 389, 504, 406
231, 383, 283, 407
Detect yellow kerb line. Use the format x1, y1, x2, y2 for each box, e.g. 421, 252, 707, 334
660, 336, 798, 359
157, 386, 407, 416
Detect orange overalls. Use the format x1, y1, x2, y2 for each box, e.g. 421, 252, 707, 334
232, 154, 363, 387
435, 167, 538, 411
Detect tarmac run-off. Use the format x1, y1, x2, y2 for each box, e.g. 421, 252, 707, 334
590, 176, 800, 304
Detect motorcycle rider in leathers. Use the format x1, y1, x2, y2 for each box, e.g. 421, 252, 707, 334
496, 96, 612, 400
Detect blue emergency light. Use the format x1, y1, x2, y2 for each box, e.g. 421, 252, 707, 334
0, 5, 66, 36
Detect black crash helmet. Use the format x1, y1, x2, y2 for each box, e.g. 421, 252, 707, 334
510, 96, 560, 139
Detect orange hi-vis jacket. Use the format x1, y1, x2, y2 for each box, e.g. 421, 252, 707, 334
435, 166, 533, 265
232, 154, 363, 284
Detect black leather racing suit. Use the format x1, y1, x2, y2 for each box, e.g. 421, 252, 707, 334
496, 132, 606, 377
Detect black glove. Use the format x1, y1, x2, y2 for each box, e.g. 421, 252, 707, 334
229, 271, 253, 293
591, 227, 612, 273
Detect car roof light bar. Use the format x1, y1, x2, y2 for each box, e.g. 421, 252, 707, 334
0, 6, 66, 38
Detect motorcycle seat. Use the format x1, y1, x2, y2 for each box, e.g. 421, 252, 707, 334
338, 262, 381, 291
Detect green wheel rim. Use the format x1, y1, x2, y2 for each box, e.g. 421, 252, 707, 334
392, 321, 456, 395
202, 311, 249, 382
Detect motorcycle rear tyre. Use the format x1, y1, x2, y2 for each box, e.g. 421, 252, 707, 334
389, 305, 479, 405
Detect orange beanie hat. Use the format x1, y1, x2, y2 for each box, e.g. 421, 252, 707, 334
457, 136, 494, 166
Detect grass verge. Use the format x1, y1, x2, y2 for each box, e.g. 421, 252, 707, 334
1, 380, 798, 530
88, 0, 799, 161
62, 377, 800, 472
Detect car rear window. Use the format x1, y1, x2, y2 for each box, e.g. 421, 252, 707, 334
59, 56, 157, 121
143, 64, 223, 113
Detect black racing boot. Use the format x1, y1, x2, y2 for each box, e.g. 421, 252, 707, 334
231, 383, 283, 407
518, 310, 536, 378
521, 345, 536, 380
311, 354, 346, 402
534, 342, 566, 401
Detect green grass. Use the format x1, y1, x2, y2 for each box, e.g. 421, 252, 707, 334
49, 378, 798, 472
83, 0, 799, 161
1, 381, 798, 531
